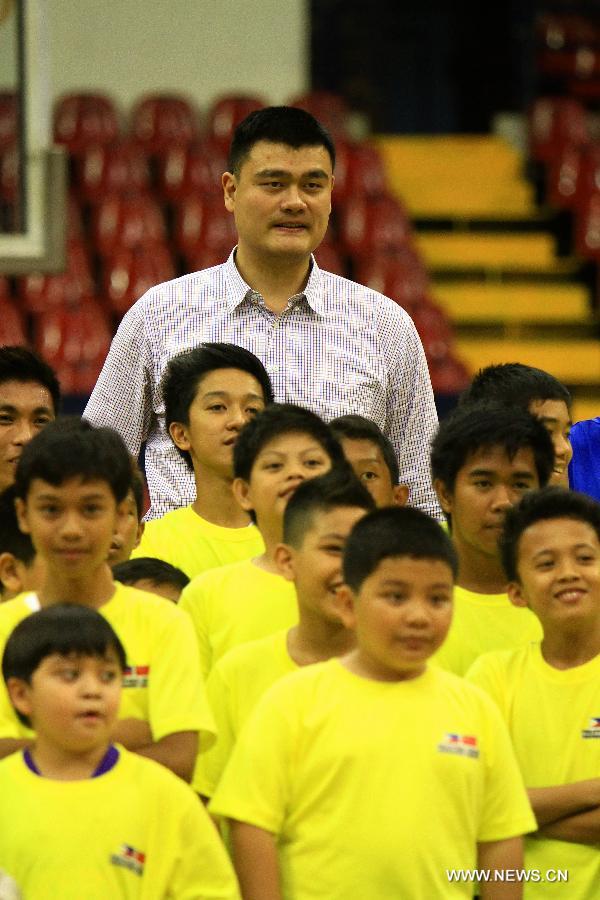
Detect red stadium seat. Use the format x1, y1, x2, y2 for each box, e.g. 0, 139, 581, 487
102, 245, 176, 316
54, 93, 120, 155
184, 247, 232, 272
575, 193, 600, 260
156, 142, 223, 202
173, 195, 237, 261
0, 142, 18, 204
91, 195, 167, 256
33, 301, 111, 393
313, 241, 347, 276
18, 241, 95, 313
354, 249, 430, 307
206, 95, 265, 156
0, 92, 18, 150
0, 277, 11, 300
66, 193, 86, 240
288, 91, 350, 138
546, 143, 582, 209
338, 195, 413, 257
130, 94, 198, 156
0, 300, 27, 345
529, 97, 589, 163
536, 13, 599, 51
345, 144, 388, 197
428, 352, 471, 394
74, 140, 152, 203
411, 301, 455, 360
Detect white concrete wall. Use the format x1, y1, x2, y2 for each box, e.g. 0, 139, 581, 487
47, 0, 309, 116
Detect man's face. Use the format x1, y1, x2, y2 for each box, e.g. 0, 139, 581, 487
222, 141, 333, 265
529, 399, 572, 487
0, 380, 54, 492
436, 446, 540, 562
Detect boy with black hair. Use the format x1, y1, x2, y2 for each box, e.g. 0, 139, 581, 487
431, 402, 555, 675
132, 343, 272, 578
108, 458, 145, 566
330, 413, 409, 507
0, 418, 214, 781
211, 506, 535, 899
0, 603, 240, 899
468, 487, 600, 898
0, 486, 44, 602
460, 362, 572, 487
0, 345, 60, 495
112, 557, 189, 603
195, 467, 375, 800
180, 403, 345, 677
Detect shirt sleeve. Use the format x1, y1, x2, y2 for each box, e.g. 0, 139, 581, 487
193, 661, 236, 797
168, 781, 241, 900
465, 653, 511, 722
376, 301, 443, 521
179, 575, 215, 681
148, 604, 216, 749
83, 301, 153, 459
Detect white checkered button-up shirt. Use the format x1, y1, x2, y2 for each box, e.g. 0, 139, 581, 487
84, 251, 442, 520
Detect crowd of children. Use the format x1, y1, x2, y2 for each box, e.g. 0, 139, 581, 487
0, 323, 596, 900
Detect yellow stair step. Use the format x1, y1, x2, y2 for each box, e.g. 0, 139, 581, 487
456, 338, 600, 384
434, 283, 590, 323
416, 232, 558, 270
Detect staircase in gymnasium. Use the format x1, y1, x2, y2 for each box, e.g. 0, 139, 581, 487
375, 135, 600, 422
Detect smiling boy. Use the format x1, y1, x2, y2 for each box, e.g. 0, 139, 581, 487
0, 419, 213, 780
211, 507, 535, 899
179, 403, 345, 677
0, 604, 239, 899
431, 402, 555, 675
132, 344, 273, 578
468, 487, 600, 898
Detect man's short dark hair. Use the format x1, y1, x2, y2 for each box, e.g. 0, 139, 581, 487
233, 403, 344, 483
162, 343, 275, 471
343, 507, 458, 593
227, 106, 336, 175
460, 363, 571, 412
14, 417, 132, 504
0, 345, 61, 413
431, 402, 555, 497
283, 464, 375, 548
500, 487, 600, 583
330, 414, 400, 485
0, 486, 35, 584
112, 557, 190, 593
2, 604, 127, 727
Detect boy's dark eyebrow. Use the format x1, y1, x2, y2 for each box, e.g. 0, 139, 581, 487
0, 403, 52, 414
35, 490, 107, 500
538, 415, 572, 428
466, 467, 535, 479
260, 444, 325, 457
254, 168, 329, 180
532, 541, 596, 559
201, 390, 264, 401
378, 578, 452, 589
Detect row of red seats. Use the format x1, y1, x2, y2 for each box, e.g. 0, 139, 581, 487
535, 11, 600, 101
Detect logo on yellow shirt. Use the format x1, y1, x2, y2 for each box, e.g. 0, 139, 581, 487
437, 733, 480, 759
110, 844, 146, 876
581, 717, 600, 739
123, 665, 150, 688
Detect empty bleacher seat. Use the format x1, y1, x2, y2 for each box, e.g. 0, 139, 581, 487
354, 249, 430, 309
288, 91, 349, 139
0, 301, 26, 345
130, 94, 198, 156
206, 95, 265, 156
18, 241, 95, 313
33, 301, 112, 394
91, 195, 167, 256
338, 195, 413, 257
101, 245, 175, 316
156, 142, 223, 202
529, 97, 589, 163
54, 93, 120, 155
173, 195, 237, 262
74, 140, 152, 203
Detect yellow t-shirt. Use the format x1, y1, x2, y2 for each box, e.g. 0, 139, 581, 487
432, 584, 543, 676
211, 659, 536, 900
179, 559, 297, 679
467, 644, 600, 899
0, 746, 240, 899
195, 629, 297, 797
0, 585, 215, 746
132, 505, 264, 580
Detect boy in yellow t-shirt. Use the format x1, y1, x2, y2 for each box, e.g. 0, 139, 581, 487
468, 487, 600, 898
330, 413, 409, 507
180, 403, 346, 678
0, 418, 214, 781
196, 467, 374, 798
132, 343, 274, 579
0, 604, 240, 900
431, 402, 555, 675
211, 507, 535, 900
112, 557, 189, 603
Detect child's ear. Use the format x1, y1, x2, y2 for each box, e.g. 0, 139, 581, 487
334, 584, 357, 629
433, 478, 453, 516
0, 553, 26, 597
392, 484, 409, 507
274, 543, 295, 582
168, 421, 191, 453
507, 580, 528, 609
134, 521, 145, 550
232, 477, 253, 512
6, 677, 32, 720
14, 497, 30, 535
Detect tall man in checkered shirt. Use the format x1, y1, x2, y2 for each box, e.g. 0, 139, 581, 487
84, 106, 442, 521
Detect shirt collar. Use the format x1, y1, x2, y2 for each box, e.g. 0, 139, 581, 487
224, 248, 325, 315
